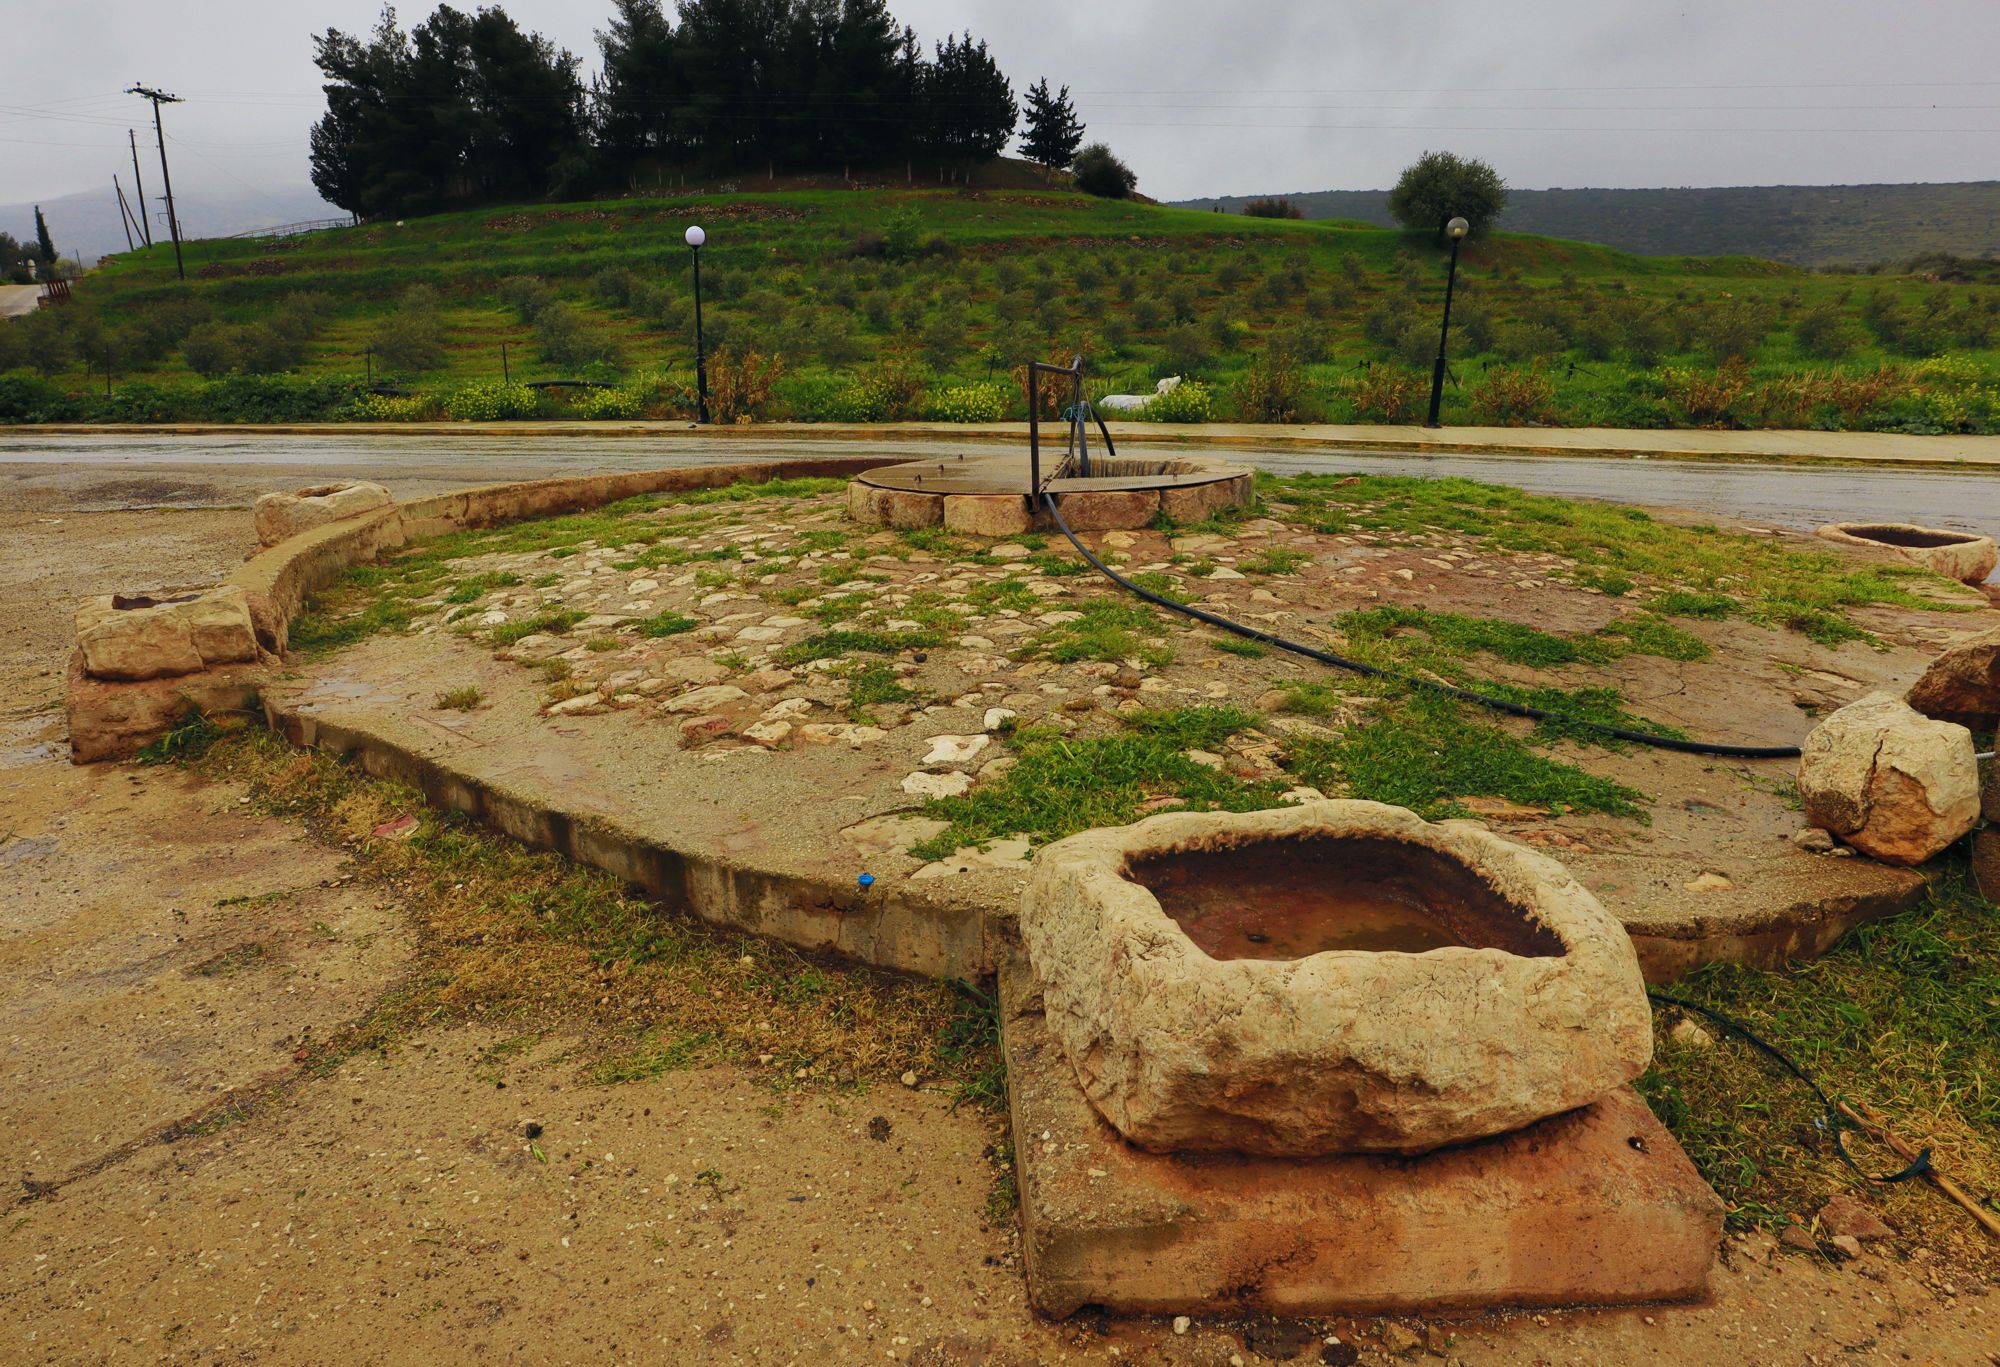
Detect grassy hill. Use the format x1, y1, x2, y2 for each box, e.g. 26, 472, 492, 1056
2, 187, 1996, 433
1177, 183, 2000, 269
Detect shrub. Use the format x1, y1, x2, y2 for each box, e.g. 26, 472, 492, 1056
1243, 197, 1303, 219
707, 348, 785, 423
1344, 367, 1425, 424
0, 370, 84, 422
235, 322, 305, 375
1468, 365, 1557, 425
1232, 350, 1311, 423
1072, 143, 1138, 199
498, 275, 556, 322
836, 355, 924, 421
573, 385, 646, 420
443, 381, 539, 421
1495, 321, 1566, 362
1793, 301, 1864, 359
1139, 379, 1215, 423
195, 374, 362, 423
1158, 323, 1212, 376
775, 371, 849, 422
349, 392, 437, 422
181, 321, 239, 379
592, 268, 642, 308
1658, 359, 1752, 427
99, 381, 182, 423
534, 301, 621, 369
924, 382, 1010, 423
372, 288, 447, 373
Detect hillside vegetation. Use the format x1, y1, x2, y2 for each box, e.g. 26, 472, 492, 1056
1182, 182, 2000, 269
2, 187, 1997, 433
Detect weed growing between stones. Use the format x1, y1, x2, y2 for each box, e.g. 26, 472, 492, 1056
434, 685, 483, 711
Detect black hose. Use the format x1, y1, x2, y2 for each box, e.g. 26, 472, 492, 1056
1035, 488, 1803, 759
1647, 990, 1931, 1185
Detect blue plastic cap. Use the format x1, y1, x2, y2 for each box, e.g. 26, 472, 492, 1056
857, 873, 875, 889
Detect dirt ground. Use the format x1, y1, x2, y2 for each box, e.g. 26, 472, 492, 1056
4, 503, 1997, 1365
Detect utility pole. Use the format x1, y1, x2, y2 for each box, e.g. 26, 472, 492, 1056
113, 177, 137, 252
127, 130, 153, 247
127, 85, 184, 279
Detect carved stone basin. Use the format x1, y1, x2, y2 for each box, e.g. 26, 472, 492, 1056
1817, 521, 1997, 586
1019, 800, 1653, 1157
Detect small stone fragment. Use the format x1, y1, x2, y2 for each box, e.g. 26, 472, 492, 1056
661, 683, 750, 714
1379, 1323, 1421, 1357
901, 770, 972, 799
1683, 872, 1733, 892
1791, 827, 1837, 853
1817, 1194, 1896, 1243
1827, 1233, 1864, 1261
921, 733, 990, 765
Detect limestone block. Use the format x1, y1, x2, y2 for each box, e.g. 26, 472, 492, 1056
1019, 800, 1653, 1157
942, 494, 1034, 538
1798, 692, 1977, 866
1905, 625, 2000, 729
75, 595, 203, 681
253, 481, 393, 548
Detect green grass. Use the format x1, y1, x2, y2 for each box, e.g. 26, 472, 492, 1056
1638, 878, 2000, 1240
435, 685, 483, 711
1023, 599, 1173, 667
776, 627, 944, 665
491, 610, 586, 646
636, 610, 698, 638
1284, 689, 1648, 820
909, 707, 1284, 860
25, 186, 1999, 433
1273, 473, 1971, 647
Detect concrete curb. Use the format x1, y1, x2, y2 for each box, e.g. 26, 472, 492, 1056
10, 420, 2000, 471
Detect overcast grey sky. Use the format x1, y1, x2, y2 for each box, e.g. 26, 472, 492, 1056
4, 0, 1997, 213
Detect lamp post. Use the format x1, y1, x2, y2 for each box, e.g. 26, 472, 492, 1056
1425, 215, 1471, 429
686, 224, 709, 423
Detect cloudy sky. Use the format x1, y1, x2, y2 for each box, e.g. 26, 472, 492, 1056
4, 0, 1998, 214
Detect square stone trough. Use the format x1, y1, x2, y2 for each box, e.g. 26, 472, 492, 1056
1004, 800, 1724, 1318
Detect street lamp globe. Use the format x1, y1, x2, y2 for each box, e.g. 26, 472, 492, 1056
685, 225, 706, 248
1445, 216, 1470, 240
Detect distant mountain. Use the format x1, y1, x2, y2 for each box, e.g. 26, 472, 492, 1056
0, 184, 342, 269
1170, 182, 2000, 268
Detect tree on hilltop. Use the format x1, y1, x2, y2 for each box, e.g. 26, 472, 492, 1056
1019, 78, 1084, 170
1388, 150, 1508, 240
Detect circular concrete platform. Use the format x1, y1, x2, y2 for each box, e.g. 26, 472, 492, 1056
846, 450, 1253, 536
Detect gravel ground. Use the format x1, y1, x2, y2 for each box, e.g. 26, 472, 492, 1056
1, 469, 1994, 1365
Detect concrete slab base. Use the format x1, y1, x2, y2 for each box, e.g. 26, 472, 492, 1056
1000, 958, 1724, 1319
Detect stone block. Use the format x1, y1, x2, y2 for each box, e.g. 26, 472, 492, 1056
1002, 969, 1722, 1319
942, 493, 1035, 538
63, 651, 264, 763
846, 480, 941, 529
253, 481, 394, 548
1972, 826, 2000, 901
1798, 692, 1977, 866
1055, 489, 1162, 533
75, 595, 204, 681
1907, 625, 2000, 730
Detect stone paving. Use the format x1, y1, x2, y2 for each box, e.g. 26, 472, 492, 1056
278, 476, 1993, 971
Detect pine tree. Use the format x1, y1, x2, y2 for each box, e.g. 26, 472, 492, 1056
33, 206, 57, 267
1019, 78, 1083, 170
919, 33, 1014, 170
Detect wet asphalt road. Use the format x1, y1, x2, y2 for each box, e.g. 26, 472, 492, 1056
2, 431, 1996, 547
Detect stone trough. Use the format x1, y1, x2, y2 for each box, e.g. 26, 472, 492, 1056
1816, 521, 1997, 585
1007, 801, 1722, 1316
